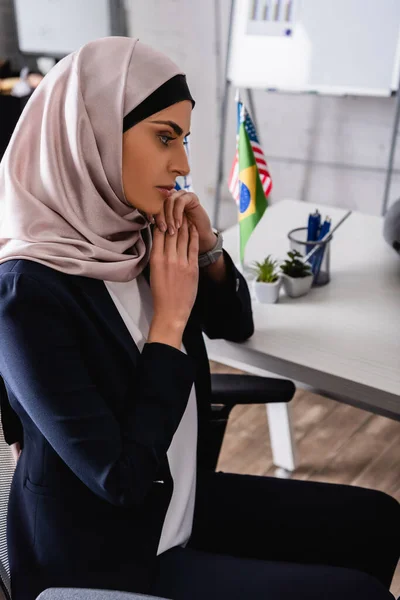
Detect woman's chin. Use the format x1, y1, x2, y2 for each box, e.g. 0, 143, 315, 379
150, 199, 165, 216
131, 202, 162, 218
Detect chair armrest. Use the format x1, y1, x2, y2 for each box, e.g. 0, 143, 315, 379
211, 373, 295, 407
36, 589, 168, 600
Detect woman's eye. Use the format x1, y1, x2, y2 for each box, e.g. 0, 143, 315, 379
159, 135, 174, 146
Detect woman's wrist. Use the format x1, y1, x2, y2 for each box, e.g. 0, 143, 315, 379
198, 231, 218, 254
148, 315, 186, 349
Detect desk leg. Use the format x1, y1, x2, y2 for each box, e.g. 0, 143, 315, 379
266, 402, 297, 475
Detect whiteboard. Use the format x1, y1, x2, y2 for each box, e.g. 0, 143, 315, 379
14, 0, 112, 56
228, 0, 400, 96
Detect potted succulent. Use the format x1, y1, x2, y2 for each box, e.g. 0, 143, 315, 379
280, 250, 313, 298
251, 255, 282, 304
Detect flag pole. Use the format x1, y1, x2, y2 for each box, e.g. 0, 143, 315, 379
235, 88, 244, 274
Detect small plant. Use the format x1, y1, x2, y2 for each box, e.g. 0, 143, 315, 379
251, 255, 280, 283
280, 250, 312, 279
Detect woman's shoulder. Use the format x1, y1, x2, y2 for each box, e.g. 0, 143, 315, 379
0, 258, 69, 280
0, 259, 97, 306
0, 259, 98, 287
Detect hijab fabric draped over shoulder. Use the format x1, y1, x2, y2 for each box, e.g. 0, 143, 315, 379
0, 37, 184, 281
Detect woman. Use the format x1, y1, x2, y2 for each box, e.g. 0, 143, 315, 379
0, 37, 398, 600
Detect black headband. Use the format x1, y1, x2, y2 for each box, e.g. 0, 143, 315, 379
123, 74, 195, 133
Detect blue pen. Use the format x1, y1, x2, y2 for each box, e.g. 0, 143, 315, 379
314, 217, 331, 280
307, 210, 321, 264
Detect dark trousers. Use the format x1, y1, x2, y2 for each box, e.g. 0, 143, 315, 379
150, 471, 400, 599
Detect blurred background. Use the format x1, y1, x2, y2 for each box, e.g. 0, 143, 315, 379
1, 0, 400, 229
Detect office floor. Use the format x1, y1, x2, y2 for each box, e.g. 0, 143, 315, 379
210, 361, 400, 597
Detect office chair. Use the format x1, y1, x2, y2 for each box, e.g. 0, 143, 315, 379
37, 590, 167, 600
206, 372, 295, 470
0, 410, 15, 600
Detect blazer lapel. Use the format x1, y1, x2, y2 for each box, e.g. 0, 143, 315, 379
73, 276, 140, 367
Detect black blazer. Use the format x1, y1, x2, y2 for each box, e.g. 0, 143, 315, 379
0, 252, 253, 600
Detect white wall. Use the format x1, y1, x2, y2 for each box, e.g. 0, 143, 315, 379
2, 0, 399, 227
125, 0, 400, 228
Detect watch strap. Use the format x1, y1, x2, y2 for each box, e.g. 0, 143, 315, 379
198, 230, 223, 268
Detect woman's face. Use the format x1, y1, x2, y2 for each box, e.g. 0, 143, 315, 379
122, 100, 192, 215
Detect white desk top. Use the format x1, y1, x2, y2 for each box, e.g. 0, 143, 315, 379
213, 200, 400, 412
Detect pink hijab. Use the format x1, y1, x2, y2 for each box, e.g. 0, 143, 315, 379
0, 37, 184, 281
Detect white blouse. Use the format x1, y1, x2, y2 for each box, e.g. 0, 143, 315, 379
104, 275, 197, 556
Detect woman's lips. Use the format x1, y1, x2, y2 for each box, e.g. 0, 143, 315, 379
155, 187, 173, 198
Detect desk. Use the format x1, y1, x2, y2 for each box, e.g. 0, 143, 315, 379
205, 200, 400, 471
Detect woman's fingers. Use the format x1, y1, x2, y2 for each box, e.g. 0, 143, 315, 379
188, 223, 199, 263
151, 225, 166, 258
164, 190, 187, 233
177, 216, 189, 259
164, 196, 176, 236
155, 189, 198, 236
154, 215, 193, 265
154, 204, 167, 233
173, 194, 188, 230
164, 215, 178, 254
145, 212, 155, 225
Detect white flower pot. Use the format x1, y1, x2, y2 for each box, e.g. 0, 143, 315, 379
253, 277, 282, 304
282, 274, 313, 298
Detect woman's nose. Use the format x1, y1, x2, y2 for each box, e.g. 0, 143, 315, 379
170, 145, 190, 177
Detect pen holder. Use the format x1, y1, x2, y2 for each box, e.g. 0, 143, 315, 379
288, 227, 332, 286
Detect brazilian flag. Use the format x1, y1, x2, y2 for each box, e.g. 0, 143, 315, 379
238, 121, 267, 263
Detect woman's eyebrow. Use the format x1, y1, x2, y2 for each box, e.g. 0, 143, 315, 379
150, 120, 190, 137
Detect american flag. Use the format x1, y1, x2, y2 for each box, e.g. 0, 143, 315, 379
228, 102, 272, 204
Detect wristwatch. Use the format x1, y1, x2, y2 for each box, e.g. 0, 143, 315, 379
198, 229, 224, 268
